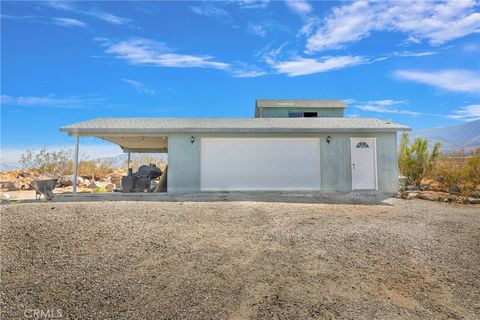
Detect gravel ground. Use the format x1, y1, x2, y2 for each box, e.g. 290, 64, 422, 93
1, 199, 479, 319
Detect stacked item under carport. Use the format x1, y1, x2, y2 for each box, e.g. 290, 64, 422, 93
121, 164, 162, 192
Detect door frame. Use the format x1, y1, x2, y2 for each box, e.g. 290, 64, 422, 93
199, 137, 321, 191
350, 137, 378, 191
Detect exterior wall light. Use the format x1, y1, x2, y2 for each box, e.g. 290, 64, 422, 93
190, 136, 195, 144
327, 136, 331, 144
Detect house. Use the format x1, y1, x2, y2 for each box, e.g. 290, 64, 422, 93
60, 99, 410, 193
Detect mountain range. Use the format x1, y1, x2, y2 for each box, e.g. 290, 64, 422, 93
412, 119, 480, 153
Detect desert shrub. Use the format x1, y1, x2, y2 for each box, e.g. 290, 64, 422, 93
19, 148, 115, 179
92, 187, 108, 193
19, 150, 35, 169
19, 148, 72, 176
428, 155, 480, 195
432, 158, 464, 189
463, 156, 480, 188
398, 133, 441, 187
75, 159, 112, 180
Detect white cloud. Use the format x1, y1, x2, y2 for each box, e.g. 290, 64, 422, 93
238, 0, 270, 9
1, 95, 105, 108
392, 51, 438, 57
394, 69, 480, 94
271, 55, 365, 76
122, 79, 156, 95
247, 22, 268, 37
351, 99, 421, 116
46, 0, 130, 25
190, 4, 231, 20
231, 69, 267, 78
2, 14, 88, 28
285, 0, 312, 16
99, 38, 230, 70
448, 104, 480, 120
306, 0, 480, 52
51, 17, 86, 28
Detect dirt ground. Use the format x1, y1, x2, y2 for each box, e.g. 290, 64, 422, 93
1, 199, 479, 319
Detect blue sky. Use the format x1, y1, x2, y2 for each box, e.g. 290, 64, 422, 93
1, 0, 480, 162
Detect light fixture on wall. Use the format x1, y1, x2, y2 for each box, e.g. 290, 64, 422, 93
327, 136, 331, 144
190, 136, 195, 144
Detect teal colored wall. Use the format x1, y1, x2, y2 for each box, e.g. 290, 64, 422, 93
167, 132, 398, 193
167, 134, 200, 192
258, 108, 343, 118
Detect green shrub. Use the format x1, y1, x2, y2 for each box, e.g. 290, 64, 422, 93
398, 132, 441, 187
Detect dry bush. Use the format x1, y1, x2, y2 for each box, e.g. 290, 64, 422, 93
20, 148, 72, 176
75, 159, 113, 180
20, 149, 115, 180
462, 156, 480, 192
431, 158, 464, 189
430, 155, 480, 195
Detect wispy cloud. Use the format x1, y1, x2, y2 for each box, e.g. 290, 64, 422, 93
122, 79, 156, 95
190, 3, 231, 21
2, 14, 87, 28
1, 94, 106, 108
247, 22, 268, 37
51, 17, 86, 28
285, 0, 312, 16
394, 69, 480, 94
350, 99, 422, 116
247, 21, 288, 38
271, 55, 365, 76
238, 0, 270, 9
230, 64, 268, 78
46, 0, 130, 25
306, 0, 480, 52
448, 104, 480, 120
98, 38, 230, 70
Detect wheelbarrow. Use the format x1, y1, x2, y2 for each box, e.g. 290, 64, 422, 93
30, 179, 58, 200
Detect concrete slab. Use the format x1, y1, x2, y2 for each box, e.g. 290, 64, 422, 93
8, 191, 397, 205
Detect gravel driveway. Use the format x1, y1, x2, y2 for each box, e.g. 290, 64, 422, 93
1, 199, 479, 319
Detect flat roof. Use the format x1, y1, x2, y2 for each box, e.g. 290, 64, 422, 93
61, 118, 410, 135
256, 99, 347, 109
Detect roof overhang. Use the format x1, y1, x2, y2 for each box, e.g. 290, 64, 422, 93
60, 117, 411, 151
99, 135, 167, 153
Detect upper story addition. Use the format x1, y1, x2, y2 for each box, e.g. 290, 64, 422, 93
255, 99, 347, 118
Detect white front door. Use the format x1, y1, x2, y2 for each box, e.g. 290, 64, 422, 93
351, 138, 377, 190
201, 138, 321, 191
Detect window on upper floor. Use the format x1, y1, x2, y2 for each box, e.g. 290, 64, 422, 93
288, 112, 303, 118
303, 112, 318, 117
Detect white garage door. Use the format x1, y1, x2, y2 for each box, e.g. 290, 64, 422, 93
200, 138, 320, 191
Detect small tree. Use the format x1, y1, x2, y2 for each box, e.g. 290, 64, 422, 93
398, 132, 441, 187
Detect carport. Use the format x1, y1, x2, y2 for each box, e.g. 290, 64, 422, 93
61, 122, 168, 193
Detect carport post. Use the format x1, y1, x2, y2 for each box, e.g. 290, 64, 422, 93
72, 135, 79, 194
127, 152, 131, 170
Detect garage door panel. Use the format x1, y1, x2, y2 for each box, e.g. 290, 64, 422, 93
201, 138, 320, 191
